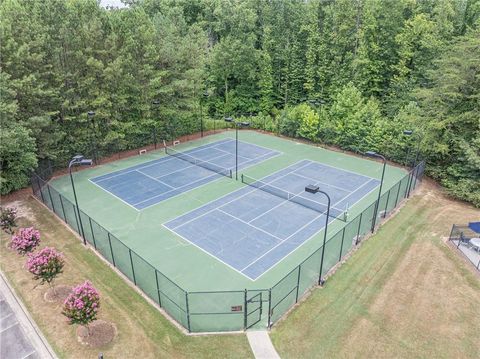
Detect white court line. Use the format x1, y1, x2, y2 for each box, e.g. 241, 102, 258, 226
91, 138, 280, 211
291, 172, 354, 193
93, 138, 235, 183
136, 170, 176, 189
91, 141, 235, 209
214, 145, 252, 161
132, 147, 282, 210
161, 222, 255, 281
159, 152, 232, 179
239, 179, 348, 272
216, 208, 284, 242
242, 178, 380, 278
245, 171, 347, 224
164, 158, 380, 280
88, 179, 141, 212
166, 160, 310, 231
132, 148, 235, 206
302, 159, 378, 182
132, 172, 220, 207
245, 162, 315, 223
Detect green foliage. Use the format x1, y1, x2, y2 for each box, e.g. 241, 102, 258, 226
0, 0, 477, 206
0, 123, 37, 194
297, 104, 320, 142
410, 26, 480, 206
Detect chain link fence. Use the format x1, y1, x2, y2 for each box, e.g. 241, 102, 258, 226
448, 224, 480, 270
31, 152, 426, 333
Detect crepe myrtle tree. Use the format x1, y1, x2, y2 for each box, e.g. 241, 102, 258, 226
10, 227, 40, 255
62, 281, 100, 334
26, 247, 65, 293
0, 206, 17, 234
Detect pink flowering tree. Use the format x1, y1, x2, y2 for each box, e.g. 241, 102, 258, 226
26, 247, 64, 291
0, 206, 17, 234
62, 281, 100, 333
10, 227, 40, 255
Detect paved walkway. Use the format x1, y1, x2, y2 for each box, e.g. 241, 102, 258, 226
0, 271, 57, 359
247, 331, 281, 359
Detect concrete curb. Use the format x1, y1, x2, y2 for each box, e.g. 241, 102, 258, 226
247, 331, 281, 359
0, 270, 57, 359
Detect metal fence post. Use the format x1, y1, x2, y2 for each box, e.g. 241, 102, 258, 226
295, 266, 301, 303
244, 289, 248, 330
59, 194, 67, 221
107, 233, 116, 267
339, 228, 346, 261
448, 224, 455, 242
46, 185, 55, 212
129, 249, 136, 285
89, 217, 97, 249
412, 161, 422, 191
355, 213, 363, 245
383, 190, 391, 218
38, 179, 46, 204
267, 289, 272, 329
395, 179, 402, 202
72, 203, 81, 235
154, 270, 162, 307
185, 292, 191, 333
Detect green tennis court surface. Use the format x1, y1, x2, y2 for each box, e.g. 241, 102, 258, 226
47, 131, 410, 331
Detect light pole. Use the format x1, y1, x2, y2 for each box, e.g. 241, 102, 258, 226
365, 151, 386, 233
152, 100, 160, 149
305, 184, 331, 285
224, 117, 250, 180
88, 111, 98, 165
69, 155, 93, 245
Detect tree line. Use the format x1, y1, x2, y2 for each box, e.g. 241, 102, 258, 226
1, 0, 479, 206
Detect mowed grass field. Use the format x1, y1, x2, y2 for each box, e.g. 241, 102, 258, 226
1, 179, 479, 358
271, 180, 480, 358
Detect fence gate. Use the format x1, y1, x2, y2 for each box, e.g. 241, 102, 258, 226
245, 292, 263, 329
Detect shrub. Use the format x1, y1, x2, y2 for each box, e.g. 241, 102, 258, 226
26, 247, 64, 287
0, 206, 17, 234
63, 281, 100, 330
10, 227, 40, 255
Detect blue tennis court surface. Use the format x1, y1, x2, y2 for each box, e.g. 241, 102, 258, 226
164, 160, 380, 280
90, 139, 279, 210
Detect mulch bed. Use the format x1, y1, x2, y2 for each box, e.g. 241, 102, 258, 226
44, 285, 72, 303
77, 320, 116, 348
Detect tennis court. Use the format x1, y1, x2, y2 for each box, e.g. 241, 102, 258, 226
41, 131, 417, 332
164, 160, 380, 280
90, 139, 279, 210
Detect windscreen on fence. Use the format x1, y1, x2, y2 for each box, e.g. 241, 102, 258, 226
188, 291, 246, 332
30, 157, 426, 332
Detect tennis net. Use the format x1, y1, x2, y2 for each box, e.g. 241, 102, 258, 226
165, 146, 233, 178
241, 174, 347, 221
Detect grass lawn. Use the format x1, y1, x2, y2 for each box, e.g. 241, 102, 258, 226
0, 195, 253, 359
1, 179, 479, 358
271, 181, 480, 358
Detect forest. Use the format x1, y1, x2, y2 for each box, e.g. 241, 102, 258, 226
1, 0, 479, 206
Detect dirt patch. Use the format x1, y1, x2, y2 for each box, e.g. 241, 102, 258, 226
3, 200, 36, 223
77, 320, 117, 348
44, 285, 72, 303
